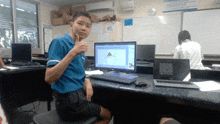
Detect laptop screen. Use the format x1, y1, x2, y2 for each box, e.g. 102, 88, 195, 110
12, 43, 32, 63
153, 59, 190, 81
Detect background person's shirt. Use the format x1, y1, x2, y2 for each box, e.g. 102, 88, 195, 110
173, 39, 208, 70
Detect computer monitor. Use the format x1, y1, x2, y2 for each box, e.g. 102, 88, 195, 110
94, 41, 136, 73
136, 45, 155, 62
12, 43, 32, 62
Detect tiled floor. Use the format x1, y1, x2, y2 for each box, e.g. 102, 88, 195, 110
11, 98, 113, 124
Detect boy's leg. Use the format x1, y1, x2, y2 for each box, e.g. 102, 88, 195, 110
95, 106, 111, 124
56, 89, 112, 124
160, 117, 181, 124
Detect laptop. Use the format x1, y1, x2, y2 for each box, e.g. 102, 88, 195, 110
136, 45, 155, 64
153, 59, 199, 89
11, 43, 32, 66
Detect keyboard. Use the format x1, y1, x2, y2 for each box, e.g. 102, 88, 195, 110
153, 79, 200, 89
20, 65, 46, 68
90, 74, 138, 84
10, 61, 41, 66
136, 61, 150, 64
10, 61, 29, 66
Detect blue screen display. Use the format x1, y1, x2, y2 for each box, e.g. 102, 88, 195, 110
94, 42, 136, 72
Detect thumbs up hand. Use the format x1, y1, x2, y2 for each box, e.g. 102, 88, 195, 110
72, 34, 88, 55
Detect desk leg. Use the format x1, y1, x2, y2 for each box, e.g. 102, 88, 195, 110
47, 100, 51, 111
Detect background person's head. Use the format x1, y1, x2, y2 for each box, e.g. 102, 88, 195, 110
178, 30, 191, 44
70, 11, 92, 41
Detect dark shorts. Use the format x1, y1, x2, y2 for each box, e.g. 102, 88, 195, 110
55, 89, 101, 122
164, 119, 181, 124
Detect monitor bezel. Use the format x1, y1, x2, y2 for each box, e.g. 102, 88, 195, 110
11, 43, 32, 62
94, 41, 137, 73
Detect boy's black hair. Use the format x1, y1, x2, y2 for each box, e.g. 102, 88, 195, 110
72, 11, 92, 24
178, 30, 191, 41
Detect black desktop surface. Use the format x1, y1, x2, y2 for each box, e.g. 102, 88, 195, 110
90, 72, 220, 124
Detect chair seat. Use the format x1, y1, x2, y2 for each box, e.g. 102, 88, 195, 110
33, 110, 98, 124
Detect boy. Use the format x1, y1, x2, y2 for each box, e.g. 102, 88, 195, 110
45, 11, 111, 124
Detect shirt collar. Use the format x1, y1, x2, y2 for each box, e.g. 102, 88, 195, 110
64, 33, 75, 45
184, 39, 191, 42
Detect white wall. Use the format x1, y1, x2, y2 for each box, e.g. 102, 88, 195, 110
51, 0, 220, 36
37, 1, 59, 54
46, 0, 220, 56
40, 2, 59, 25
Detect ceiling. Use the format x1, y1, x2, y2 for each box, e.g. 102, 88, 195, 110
41, 0, 108, 7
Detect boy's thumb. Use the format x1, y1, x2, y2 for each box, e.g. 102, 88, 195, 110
75, 34, 79, 43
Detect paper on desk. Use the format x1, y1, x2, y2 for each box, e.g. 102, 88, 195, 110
183, 73, 191, 81
85, 70, 104, 77
193, 80, 220, 92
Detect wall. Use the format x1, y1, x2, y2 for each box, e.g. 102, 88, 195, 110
40, 2, 59, 25
49, 0, 220, 57
37, 1, 59, 54
114, 0, 220, 18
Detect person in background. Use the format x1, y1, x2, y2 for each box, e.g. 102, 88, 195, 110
45, 11, 111, 124
173, 30, 210, 70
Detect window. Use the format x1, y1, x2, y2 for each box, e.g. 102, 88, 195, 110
0, 0, 13, 49
16, 0, 39, 48
0, 0, 41, 56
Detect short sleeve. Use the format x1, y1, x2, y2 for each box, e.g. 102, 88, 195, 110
47, 39, 65, 67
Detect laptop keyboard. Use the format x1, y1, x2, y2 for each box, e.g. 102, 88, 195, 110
156, 79, 192, 84
153, 79, 200, 89
90, 74, 137, 84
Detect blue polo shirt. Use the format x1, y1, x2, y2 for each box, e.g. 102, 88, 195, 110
47, 33, 86, 94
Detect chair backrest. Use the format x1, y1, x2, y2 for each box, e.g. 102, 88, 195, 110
33, 110, 98, 124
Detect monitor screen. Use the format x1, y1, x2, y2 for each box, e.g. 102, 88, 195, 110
136, 45, 155, 61
12, 43, 32, 62
94, 42, 136, 72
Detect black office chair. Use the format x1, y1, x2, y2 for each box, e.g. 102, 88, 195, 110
33, 110, 98, 124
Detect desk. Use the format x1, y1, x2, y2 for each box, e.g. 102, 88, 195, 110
0, 67, 53, 122
32, 57, 48, 65
90, 73, 220, 124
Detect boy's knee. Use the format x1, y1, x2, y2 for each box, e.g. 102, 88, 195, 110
159, 117, 175, 124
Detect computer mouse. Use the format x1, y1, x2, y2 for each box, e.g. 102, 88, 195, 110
135, 81, 148, 87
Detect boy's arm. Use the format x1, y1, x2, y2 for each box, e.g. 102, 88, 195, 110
0, 54, 12, 70
0, 54, 4, 66
45, 51, 78, 85
83, 78, 93, 101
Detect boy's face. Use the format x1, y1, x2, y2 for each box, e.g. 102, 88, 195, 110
70, 16, 92, 40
